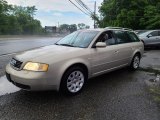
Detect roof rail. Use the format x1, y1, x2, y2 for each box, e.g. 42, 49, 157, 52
105, 27, 133, 31
123, 28, 133, 31
105, 27, 123, 29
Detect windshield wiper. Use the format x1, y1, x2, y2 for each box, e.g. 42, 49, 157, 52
58, 43, 75, 47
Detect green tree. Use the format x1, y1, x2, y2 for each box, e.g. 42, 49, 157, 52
140, 5, 160, 29
0, 0, 43, 35
78, 23, 86, 29
13, 5, 42, 34
59, 24, 77, 33
85, 25, 90, 29
59, 24, 69, 32
78, 23, 90, 29
99, 0, 160, 30
0, 0, 11, 34
7, 15, 22, 34
69, 24, 77, 32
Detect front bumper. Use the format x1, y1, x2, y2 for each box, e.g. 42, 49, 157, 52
5, 64, 58, 91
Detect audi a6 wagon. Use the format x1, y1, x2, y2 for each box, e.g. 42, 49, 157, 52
6, 27, 144, 95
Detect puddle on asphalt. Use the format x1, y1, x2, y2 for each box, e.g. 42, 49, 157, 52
0, 76, 20, 96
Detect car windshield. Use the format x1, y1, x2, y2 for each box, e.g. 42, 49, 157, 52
136, 30, 149, 35
138, 31, 151, 37
56, 31, 99, 48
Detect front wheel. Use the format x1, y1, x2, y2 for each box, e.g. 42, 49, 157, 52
130, 54, 140, 70
60, 66, 87, 95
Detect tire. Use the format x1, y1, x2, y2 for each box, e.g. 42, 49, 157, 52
130, 54, 140, 70
60, 66, 87, 95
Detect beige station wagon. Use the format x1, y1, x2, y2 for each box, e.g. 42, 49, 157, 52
6, 28, 144, 95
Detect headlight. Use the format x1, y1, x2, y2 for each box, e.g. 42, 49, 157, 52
23, 62, 49, 72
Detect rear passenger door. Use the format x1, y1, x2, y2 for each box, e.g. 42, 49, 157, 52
113, 30, 133, 66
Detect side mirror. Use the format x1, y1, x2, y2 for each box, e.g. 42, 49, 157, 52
95, 42, 107, 48
147, 34, 152, 38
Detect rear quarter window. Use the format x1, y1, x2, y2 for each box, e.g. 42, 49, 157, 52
114, 31, 130, 44
126, 31, 140, 42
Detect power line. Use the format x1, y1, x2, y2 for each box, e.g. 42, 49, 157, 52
69, 0, 98, 28
80, 0, 94, 13
68, 0, 90, 16
75, 0, 92, 14
74, 0, 98, 28
76, 0, 93, 14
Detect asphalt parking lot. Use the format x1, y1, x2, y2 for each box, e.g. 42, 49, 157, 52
0, 47, 160, 120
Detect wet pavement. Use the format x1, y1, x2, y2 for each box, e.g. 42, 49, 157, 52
0, 37, 60, 56
140, 49, 160, 71
0, 39, 160, 120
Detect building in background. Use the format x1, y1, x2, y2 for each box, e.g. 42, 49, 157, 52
45, 26, 58, 33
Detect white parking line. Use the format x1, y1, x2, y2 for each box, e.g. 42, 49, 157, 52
0, 76, 20, 96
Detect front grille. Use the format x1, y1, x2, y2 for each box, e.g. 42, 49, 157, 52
10, 58, 23, 69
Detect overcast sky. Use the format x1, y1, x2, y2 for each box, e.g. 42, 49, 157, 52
6, 0, 103, 28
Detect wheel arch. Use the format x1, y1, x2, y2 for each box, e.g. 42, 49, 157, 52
62, 63, 89, 78
135, 51, 141, 58
132, 49, 142, 58
130, 50, 142, 65
57, 59, 90, 91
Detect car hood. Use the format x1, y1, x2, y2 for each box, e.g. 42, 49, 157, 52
15, 45, 84, 62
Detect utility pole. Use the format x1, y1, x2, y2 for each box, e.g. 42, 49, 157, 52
58, 22, 60, 28
94, 1, 96, 29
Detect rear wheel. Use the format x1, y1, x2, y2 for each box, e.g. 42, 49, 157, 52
130, 54, 140, 70
60, 66, 87, 95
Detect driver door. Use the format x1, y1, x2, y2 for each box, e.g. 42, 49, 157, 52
90, 31, 120, 76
